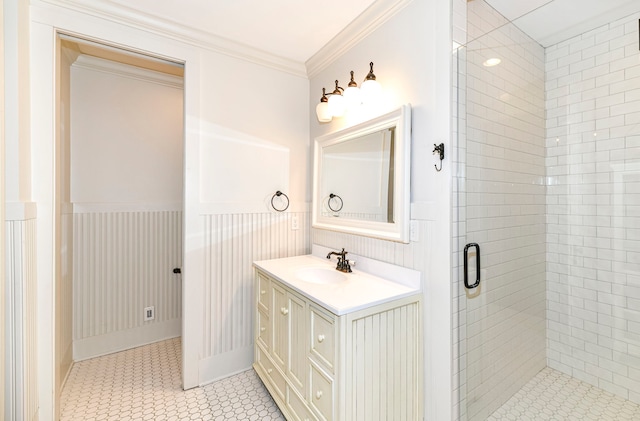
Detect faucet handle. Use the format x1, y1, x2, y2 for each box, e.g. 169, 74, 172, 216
343, 258, 353, 273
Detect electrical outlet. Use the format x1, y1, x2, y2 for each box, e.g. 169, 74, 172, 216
144, 306, 155, 321
410, 220, 419, 242
291, 215, 299, 230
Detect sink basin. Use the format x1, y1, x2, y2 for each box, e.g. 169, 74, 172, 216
295, 267, 348, 284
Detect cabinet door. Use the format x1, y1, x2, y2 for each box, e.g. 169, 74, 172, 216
271, 282, 289, 370
257, 271, 271, 313
288, 293, 307, 395
309, 305, 336, 373
257, 308, 271, 351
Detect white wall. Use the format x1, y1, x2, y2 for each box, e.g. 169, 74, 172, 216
308, 0, 453, 419
70, 57, 184, 206
4, 0, 30, 204
69, 56, 185, 361
0, 0, 6, 415
545, 11, 640, 404
29, 2, 310, 419
4, 0, 38, 420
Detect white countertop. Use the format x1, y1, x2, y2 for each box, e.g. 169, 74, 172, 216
254, 248, 421, 316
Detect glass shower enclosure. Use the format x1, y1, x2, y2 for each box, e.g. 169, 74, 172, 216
455, 1, 640, 419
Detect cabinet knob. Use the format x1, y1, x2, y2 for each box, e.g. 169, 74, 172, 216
260, 327, 266, 332
317, 334, 325, 343
315, 390, 323, 399
267, 368, 273, 374
260, 290, 266, 295
281, 307, 289, 315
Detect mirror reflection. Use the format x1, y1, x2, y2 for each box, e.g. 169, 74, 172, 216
320, 127, 395, 222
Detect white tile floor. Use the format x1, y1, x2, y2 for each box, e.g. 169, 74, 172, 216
488, 367, 640, 421
61, 338, 640, 421
59, 338, 284, 421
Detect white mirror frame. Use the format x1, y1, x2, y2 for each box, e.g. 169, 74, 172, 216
312, 104, 412, 243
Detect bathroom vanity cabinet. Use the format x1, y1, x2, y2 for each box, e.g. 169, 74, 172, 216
253, 258, 422, 421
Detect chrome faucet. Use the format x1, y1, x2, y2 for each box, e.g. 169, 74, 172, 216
326, 248, 352, 273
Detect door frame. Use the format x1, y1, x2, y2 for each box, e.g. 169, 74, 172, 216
32, 18, 203, 418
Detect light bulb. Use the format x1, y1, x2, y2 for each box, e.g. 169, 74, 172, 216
361, 79, 381, 104
361, 62, 382, 105
343, 70, 362, 108
344, 86, 361, 108
316, 101, 331, 122
328, 94, 346, 117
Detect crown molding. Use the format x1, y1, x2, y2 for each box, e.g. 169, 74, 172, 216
72, 54, 184, 88
305, 0, 414, 78
38, 0, 308, 78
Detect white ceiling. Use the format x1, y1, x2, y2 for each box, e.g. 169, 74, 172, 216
100, 0, 376, 63
59, 0, 640, 70
487, 0, 640, 47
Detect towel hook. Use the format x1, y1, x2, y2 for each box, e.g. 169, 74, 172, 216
433, 143, 445, 172
271, 191, 289, 212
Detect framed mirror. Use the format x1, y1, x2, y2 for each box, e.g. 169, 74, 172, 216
312, 104, 411, 243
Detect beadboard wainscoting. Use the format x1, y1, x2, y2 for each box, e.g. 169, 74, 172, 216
312, 221, 430, 270
5, 216, 38, 421
199, 211, 310, 382
348, 301, 422, 420
311, 212, 433, 412
72, 208, 183, 360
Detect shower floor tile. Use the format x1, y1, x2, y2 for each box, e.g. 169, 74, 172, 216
60, 338, 285, 421
488, 367, 640, 421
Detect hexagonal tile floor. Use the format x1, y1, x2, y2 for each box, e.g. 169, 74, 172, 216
488, 367, 640, 421
60, 338, 285, 421
61, 338, 640, 420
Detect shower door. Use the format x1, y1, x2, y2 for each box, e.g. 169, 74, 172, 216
455, 7, 548, 421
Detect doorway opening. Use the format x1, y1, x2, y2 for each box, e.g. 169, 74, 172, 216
55, 33, 185, 416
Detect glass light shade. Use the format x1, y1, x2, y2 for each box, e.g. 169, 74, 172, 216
328, 94, 346, 117
360, 79, 382, 105
343, 85, 362, 108
316, 101, 331, 122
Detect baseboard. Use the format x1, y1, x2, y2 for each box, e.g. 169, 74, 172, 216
73, 318, 181, 361
199, 345, 254, 385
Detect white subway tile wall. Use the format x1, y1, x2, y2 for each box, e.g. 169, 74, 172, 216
545, 12, 640, 405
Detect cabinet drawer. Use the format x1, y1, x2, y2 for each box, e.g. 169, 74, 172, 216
287, 385, 319, 421
309, 363, 334, 421
257, 346, 286, 400
257, 271, 271, 312
257, 308, 270, 350
310, 305, 336, 372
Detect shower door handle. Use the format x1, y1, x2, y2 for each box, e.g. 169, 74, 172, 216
464, 243, 480, 289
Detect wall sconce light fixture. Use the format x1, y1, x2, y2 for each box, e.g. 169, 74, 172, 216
315, 62, 381, 123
